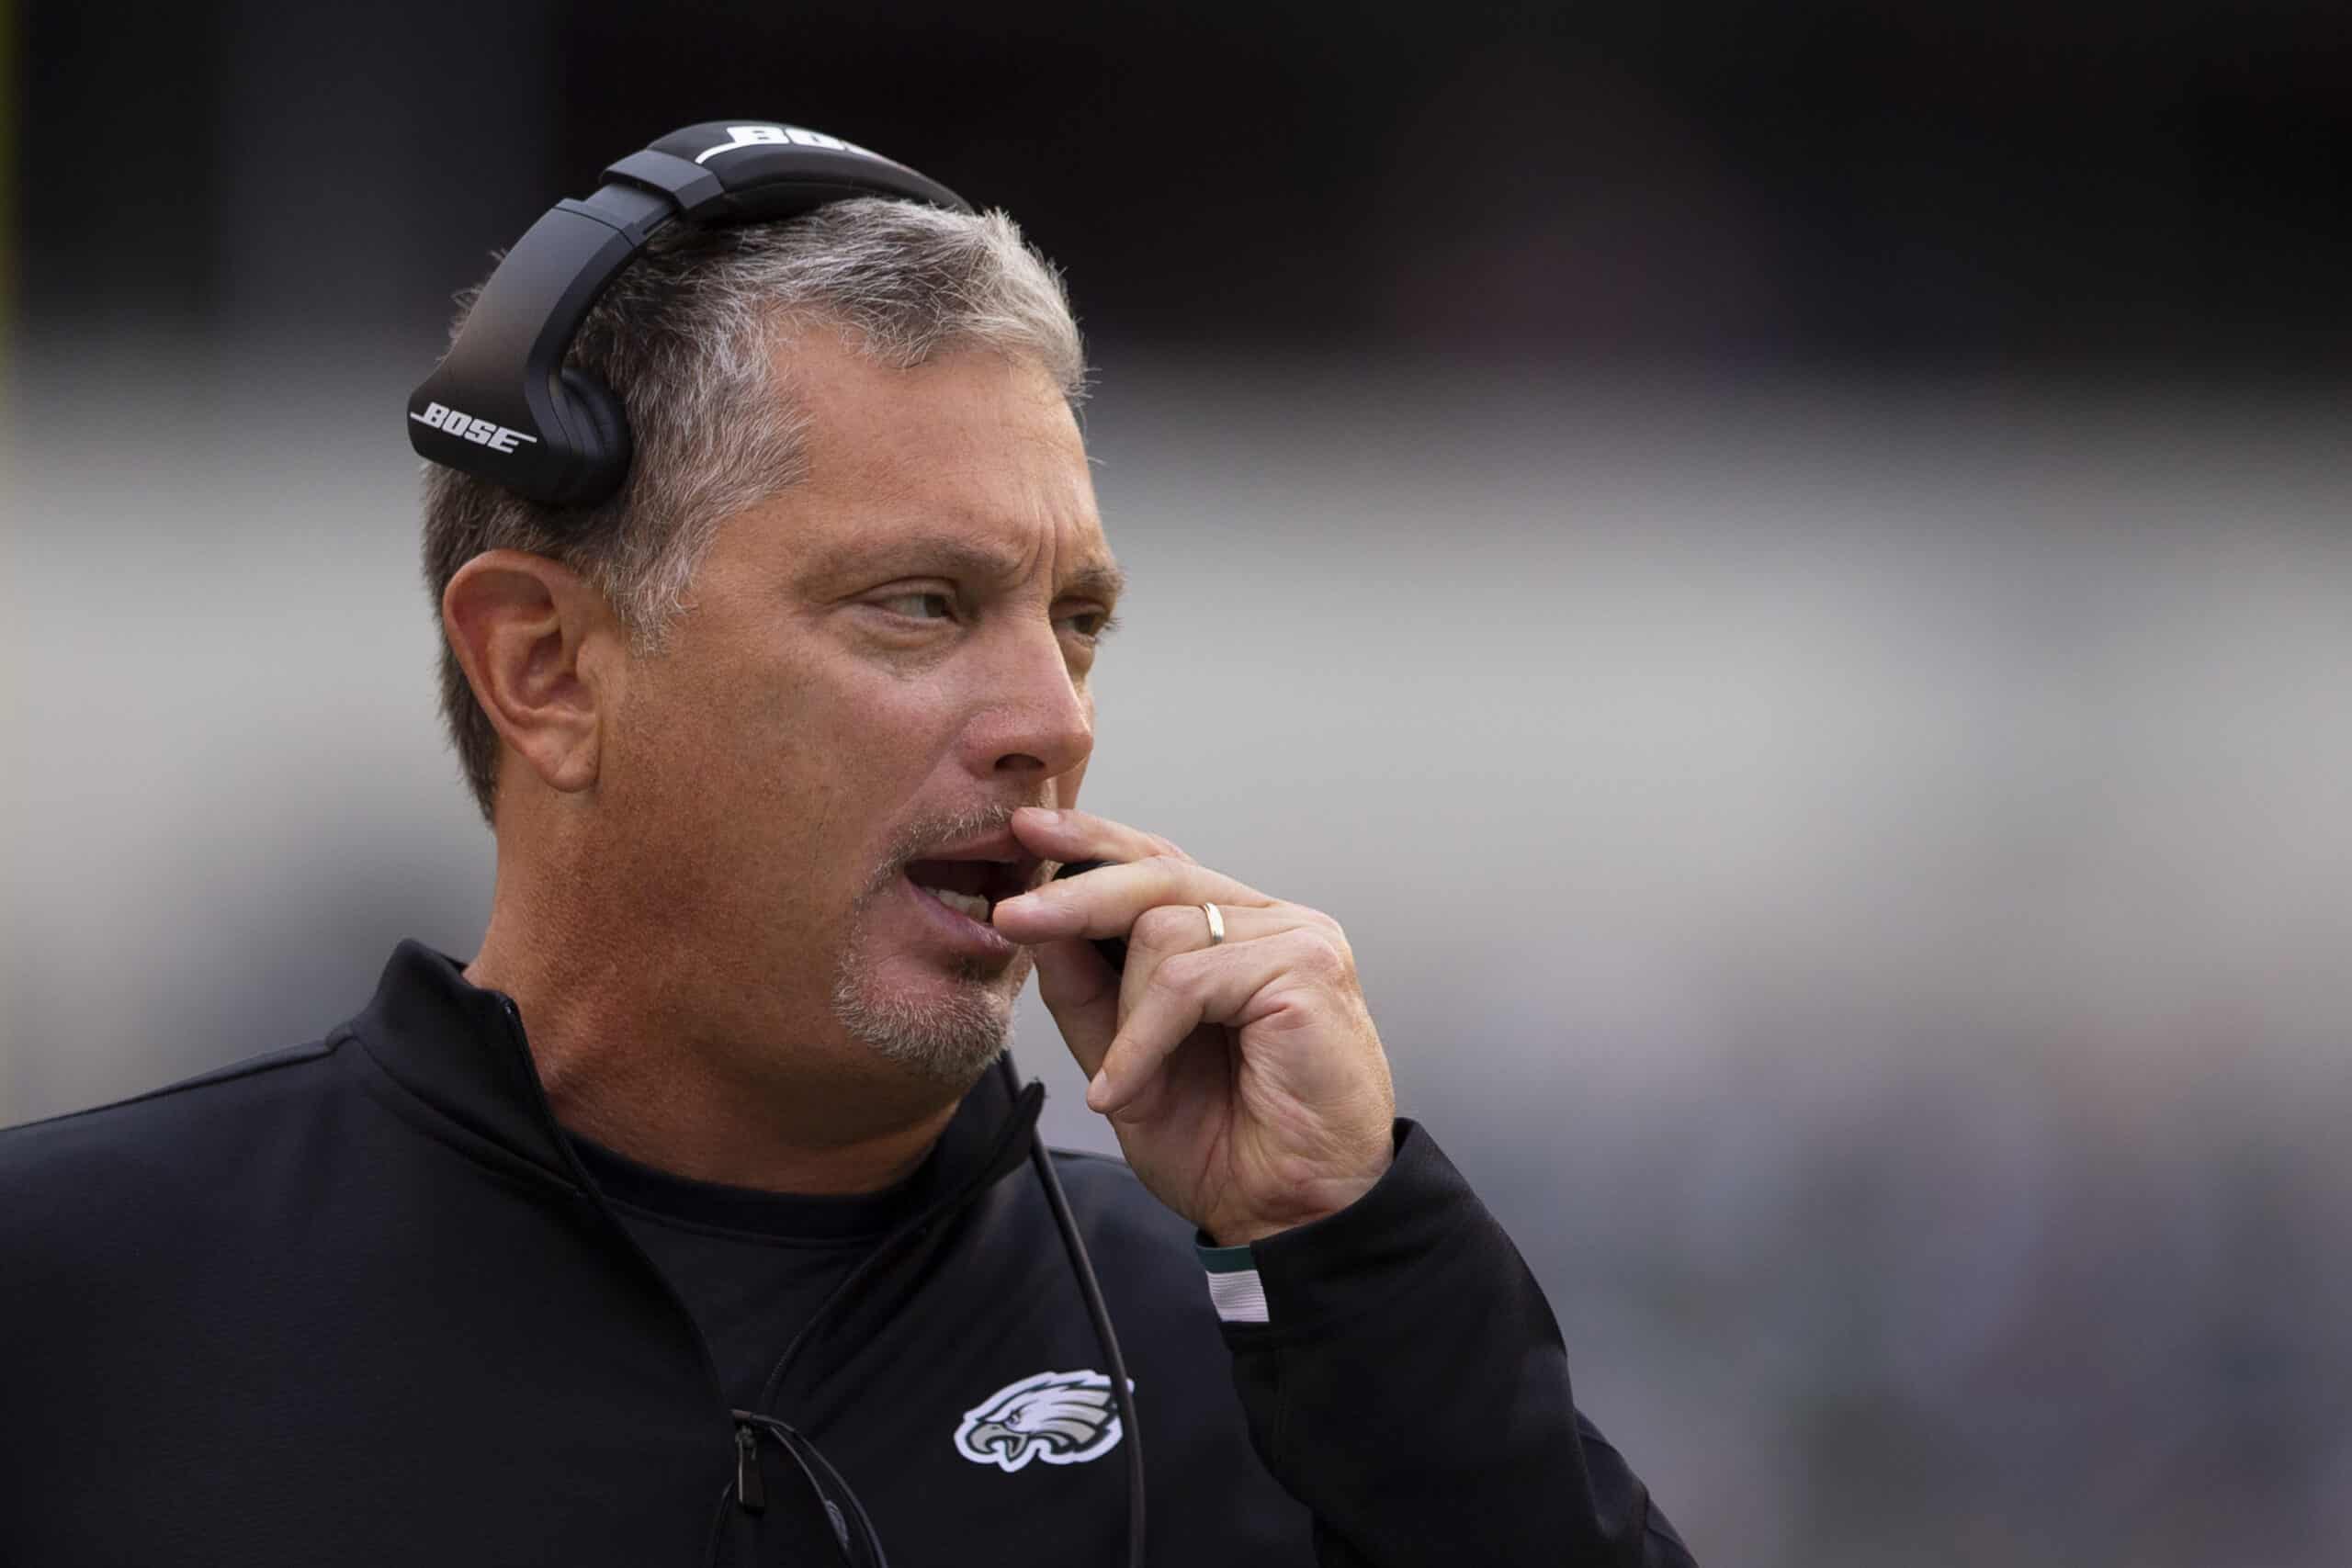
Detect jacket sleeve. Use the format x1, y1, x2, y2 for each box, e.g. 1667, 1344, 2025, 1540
1197, 1120, 1697, 1566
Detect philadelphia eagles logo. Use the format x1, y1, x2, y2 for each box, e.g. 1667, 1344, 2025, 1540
954, 1369, 1128, 1472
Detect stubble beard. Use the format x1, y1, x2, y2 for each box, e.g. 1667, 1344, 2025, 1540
829, 928, 1034, 1088
827, 805, 1042, 1088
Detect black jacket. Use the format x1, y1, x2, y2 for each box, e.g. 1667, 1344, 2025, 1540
0, 939, 1693, 1565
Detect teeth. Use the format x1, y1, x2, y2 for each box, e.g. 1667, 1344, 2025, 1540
923, 886, 992, 921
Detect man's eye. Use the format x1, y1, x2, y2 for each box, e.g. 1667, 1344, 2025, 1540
1058, 608, 1120, 641
875, 592, 955, 621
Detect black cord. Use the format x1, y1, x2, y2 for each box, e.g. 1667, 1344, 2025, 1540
795, 1426, 893, 1568
732, 1412, 893, 1568
1006, 1055, 1148, 1568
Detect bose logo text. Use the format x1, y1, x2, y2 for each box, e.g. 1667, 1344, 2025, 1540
412, 402, 538, 455
695, 124, 871, 165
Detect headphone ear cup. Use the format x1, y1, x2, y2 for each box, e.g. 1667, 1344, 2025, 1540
555, 368, 634, 506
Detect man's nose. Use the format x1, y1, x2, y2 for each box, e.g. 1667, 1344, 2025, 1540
963, 622, 1093, 784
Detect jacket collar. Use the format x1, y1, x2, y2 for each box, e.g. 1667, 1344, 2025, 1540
344, 937, 1032, 1192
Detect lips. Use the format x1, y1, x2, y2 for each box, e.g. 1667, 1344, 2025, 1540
902, 858, 1036, 910
893, 868, 1022, 959
890, 827, 1046, 960
900, 829, 1046, 916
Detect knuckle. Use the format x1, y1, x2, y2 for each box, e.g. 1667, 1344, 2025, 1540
1131, 904, 1198, 952
1144, 950, 1197, 998
1292, 928, 1350, 980
1290, 904, 1347, 944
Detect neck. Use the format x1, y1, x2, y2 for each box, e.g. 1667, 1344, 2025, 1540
465, 885, 963, 1199
541, 1059, 958, 1195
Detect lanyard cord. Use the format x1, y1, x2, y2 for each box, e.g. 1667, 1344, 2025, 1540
704, 1060, 1145, 1566
750, 1077, 1046, 1414
1004, 1055, 1148, 1568
729, 1411, 891, 1568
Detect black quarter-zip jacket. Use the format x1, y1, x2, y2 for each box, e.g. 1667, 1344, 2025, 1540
0, 940, 1694, 1565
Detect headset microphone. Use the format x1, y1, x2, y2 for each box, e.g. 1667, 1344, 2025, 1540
407, 120, 972, 509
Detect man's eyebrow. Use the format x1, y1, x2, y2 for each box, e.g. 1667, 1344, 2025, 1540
1065, 558, 1128, 604
814, 534, 1126, 603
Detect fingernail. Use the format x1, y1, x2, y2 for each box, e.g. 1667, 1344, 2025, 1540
1024, 807, 1064, 824
1086, 1071, 1109, 1111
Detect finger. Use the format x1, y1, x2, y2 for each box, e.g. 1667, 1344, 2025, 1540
1029, 901, 1314, 1085
991, 854, 1272, 945
1090, 927, 1336, 1113
1007, 806, 1194, 868
1028, 936, 1120, 1081
1114, 899, 1299, 1029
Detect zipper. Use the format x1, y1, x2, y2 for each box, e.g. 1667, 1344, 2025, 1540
729, 1412, 873, 1561
749, 1077, 1046, 1413
486, 995, 742, 1447
485, 990, 1043, 1562
733, 1417, 766, 1513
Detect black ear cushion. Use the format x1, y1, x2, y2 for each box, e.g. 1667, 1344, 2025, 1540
557, 368, 634, 505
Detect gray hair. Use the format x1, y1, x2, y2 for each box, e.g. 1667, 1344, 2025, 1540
418, 197, 1088, 829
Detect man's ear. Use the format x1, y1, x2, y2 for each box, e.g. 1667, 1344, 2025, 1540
442, 549, 620, 797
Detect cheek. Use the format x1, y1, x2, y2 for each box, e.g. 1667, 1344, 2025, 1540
690, 666, 945, 863
607, 656, 797, 832
686, 648, 832, 770
823, 663, 968, 767
626, 637, 966, 851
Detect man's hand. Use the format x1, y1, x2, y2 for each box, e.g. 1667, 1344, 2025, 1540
991, 807, 1396, 1247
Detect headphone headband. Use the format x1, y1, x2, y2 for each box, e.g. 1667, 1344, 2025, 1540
407, 121, 973, 508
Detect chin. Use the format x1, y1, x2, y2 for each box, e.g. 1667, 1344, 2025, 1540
829, 949, 1033, 1089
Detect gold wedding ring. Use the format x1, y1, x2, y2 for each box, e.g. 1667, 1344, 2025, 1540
1202, 902, 1226, 946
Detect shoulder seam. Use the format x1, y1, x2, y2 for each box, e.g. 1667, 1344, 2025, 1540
1, 1032, 345, 1134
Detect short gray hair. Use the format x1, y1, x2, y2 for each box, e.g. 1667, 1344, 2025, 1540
419, 197, 1088, 829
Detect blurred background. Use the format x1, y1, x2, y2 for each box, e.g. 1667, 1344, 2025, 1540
6, 2, 2350, 1562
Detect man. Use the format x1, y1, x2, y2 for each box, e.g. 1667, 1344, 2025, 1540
0, 124, 1693, 1565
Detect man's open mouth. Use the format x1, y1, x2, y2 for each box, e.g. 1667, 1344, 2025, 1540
902, 854, 1041, 925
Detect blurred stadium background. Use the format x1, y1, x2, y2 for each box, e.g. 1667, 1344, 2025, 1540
6, 4, 2350, 1563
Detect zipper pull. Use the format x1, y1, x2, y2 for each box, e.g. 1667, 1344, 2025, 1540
734, 1419, 766, 1513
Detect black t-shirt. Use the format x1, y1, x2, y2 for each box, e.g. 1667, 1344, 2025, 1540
567, 1133, 942, 1415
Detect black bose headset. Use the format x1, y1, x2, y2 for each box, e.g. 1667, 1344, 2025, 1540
409, 122, 1148, 1568
407, 120, 972, 509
